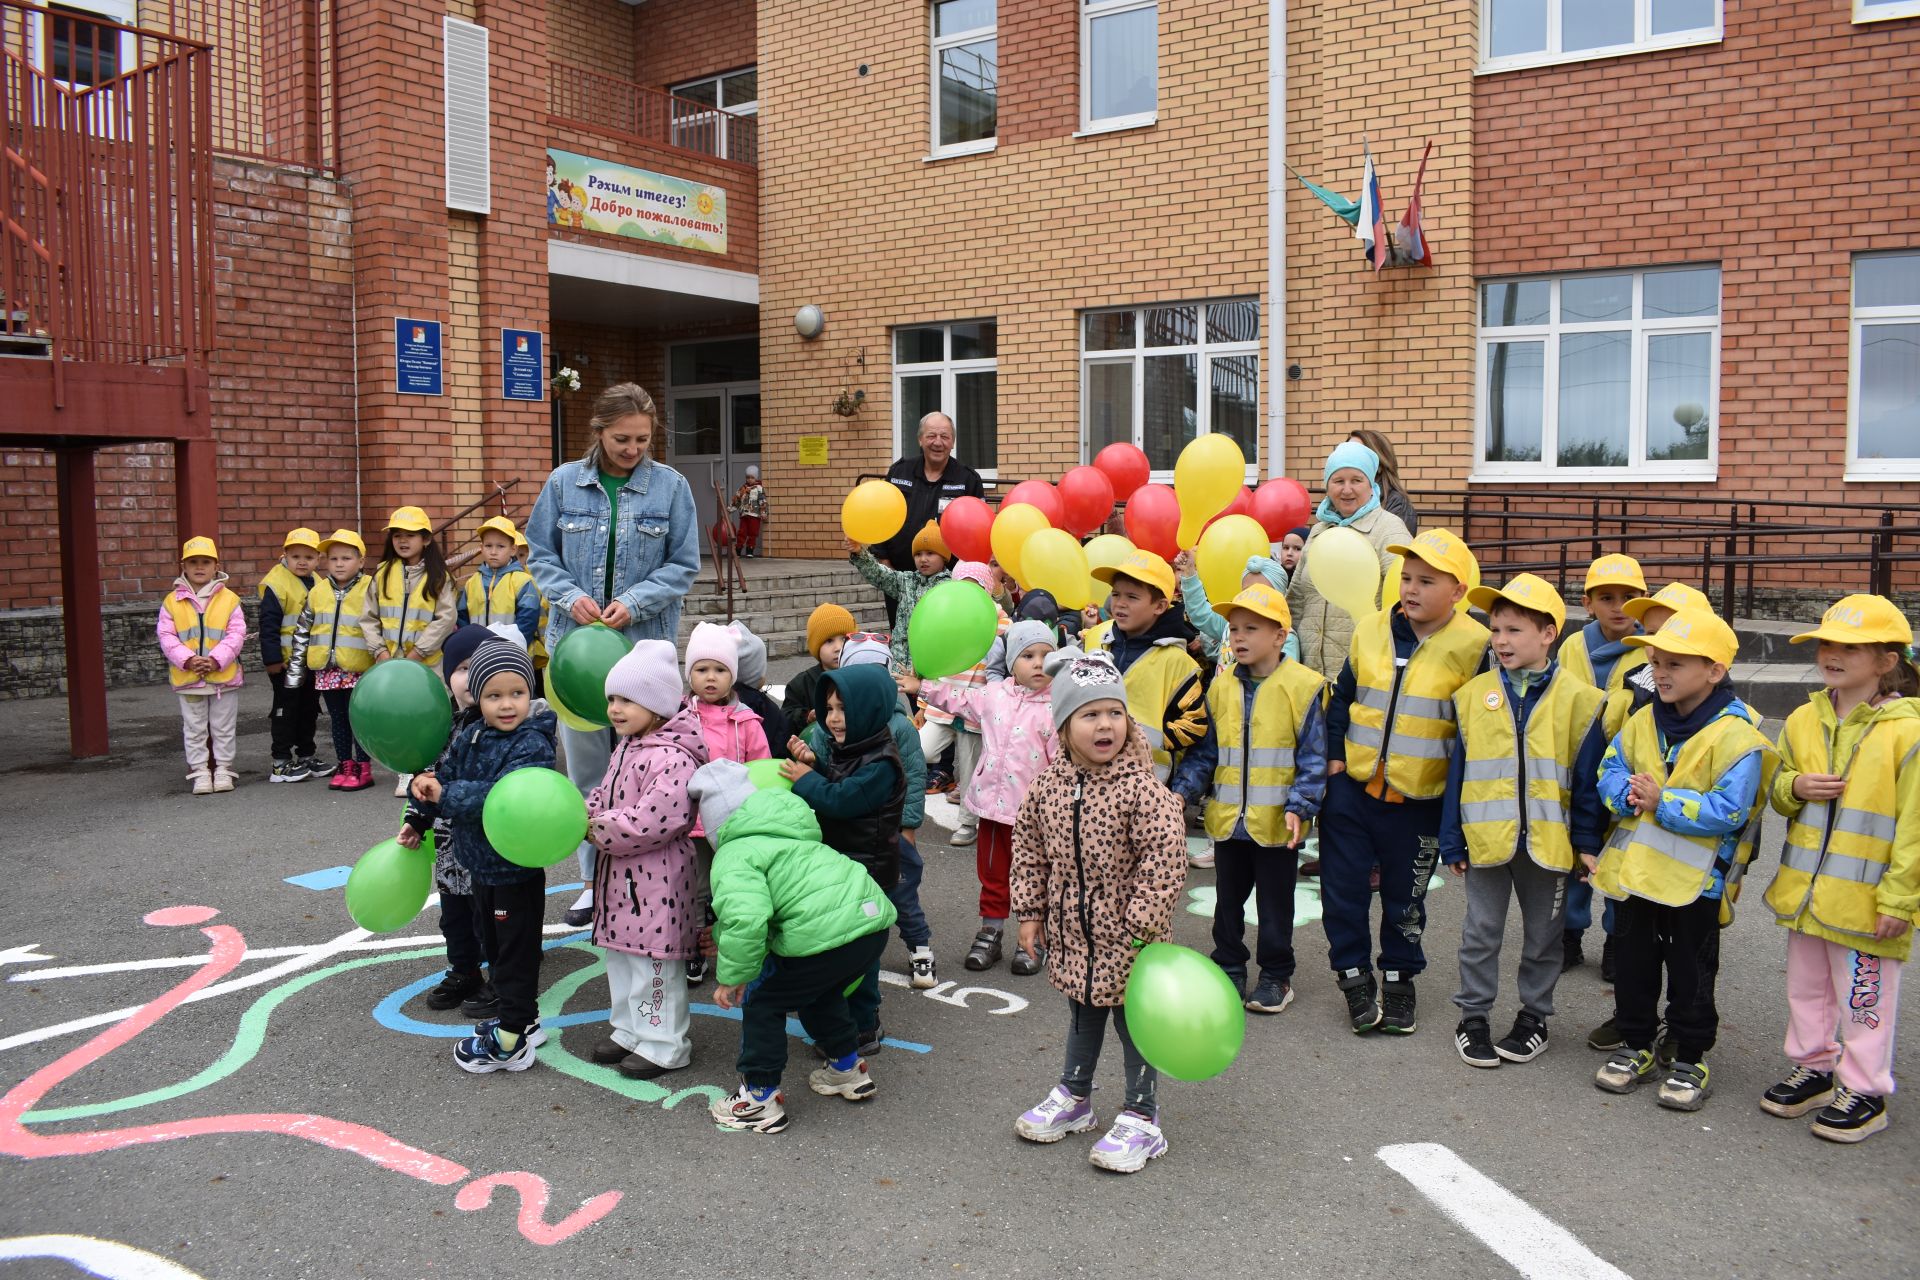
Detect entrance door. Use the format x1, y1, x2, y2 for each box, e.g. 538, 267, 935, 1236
669, 384, 760, 548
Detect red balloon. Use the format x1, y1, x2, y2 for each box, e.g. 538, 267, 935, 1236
1200, 487, 1256, 536
1123, 483, 1182, 561
1093, 443, 1152, 501
1057, 466, 1117, 537
940, 495, 995, 564
1250, 478, 1313, 540
1001, 480, 1064, 529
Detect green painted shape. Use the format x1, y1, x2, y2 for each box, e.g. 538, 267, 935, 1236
535, 943, 668, 1103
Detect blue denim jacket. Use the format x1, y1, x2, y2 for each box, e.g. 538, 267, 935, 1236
525, 457, 700, 649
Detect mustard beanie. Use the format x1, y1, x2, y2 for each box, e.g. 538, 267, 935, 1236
911, 521, 949, 560
806, 603, 857, 658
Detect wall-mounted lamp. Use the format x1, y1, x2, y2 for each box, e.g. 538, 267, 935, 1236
794, 305, 825, 340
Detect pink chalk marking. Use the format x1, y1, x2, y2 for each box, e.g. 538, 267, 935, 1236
455, 1172, 624, 1246
143, 906, 218, 927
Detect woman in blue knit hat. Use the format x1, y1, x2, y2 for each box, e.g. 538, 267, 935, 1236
1284, 440, 1410, 681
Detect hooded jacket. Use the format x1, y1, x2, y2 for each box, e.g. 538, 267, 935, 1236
803, 678, 927, 830
586, 704, 709, 957
1010, 722, 1188, 1007
413, 707, 559, 885
793, 665, 906, 888
1286, 505, 1411, 681
157, 573, 247, 693
920, 677, 1056, 825
709, 789, 898, 986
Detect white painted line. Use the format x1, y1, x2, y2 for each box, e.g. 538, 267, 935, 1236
1377, 1143, 1632, 1280
0, 1234, 210, 1279
12, 924, 586, 982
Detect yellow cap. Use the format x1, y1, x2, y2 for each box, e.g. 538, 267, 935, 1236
318, 529, 366, 556
385, 506, 433, 534
282, 527, 323, 552
1385, 528, 1478, 587
1625, 607, 1738, 667
511, 529, 528, 549
1584, 554, 1647, 594
1467, 573, 1567, 630
476, 515, 521, 541
1791, 594, 1914, 647
180, 536, 219, 560
1622, 582, 1711, 622
1226, 583, 1292, 630
1092, 549, 1177, 601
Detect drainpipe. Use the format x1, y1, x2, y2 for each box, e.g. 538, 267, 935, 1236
1266, 0, 1286, 479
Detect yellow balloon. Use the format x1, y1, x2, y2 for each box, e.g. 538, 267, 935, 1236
1082, 533, 1135, 607
1308, 525, 1383, 619
841, 480, 908, 545
1173, 434, 1246, 547
1195, 515, 1271, 607
544, 671, 602, 733
1022, 528, 1093, 610
989, 503, 1051, 588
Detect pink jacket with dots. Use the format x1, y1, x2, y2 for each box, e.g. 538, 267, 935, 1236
586, 705, 709, 958
920, 678, 1055, 826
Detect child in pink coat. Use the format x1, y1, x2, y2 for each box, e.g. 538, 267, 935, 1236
905, 619, 1058, 975
683, 621, 771, 983
156, 536, 248, 794
585, 639, 710, 1078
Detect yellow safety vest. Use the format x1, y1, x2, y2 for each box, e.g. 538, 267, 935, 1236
1593, 708, 1774, 907
1344, 609, 1489, 800
462, 568, 534, 631
1204, 659, 1327, 845
163, 587, 242, 688
1558, 627, 1648, 739
1764, 694, 1920, 958
531, 595, 550, 670
1452, 668, 1607, 871
1087, 629, 1195, 781
257, 563, 310, 655
375, 562, 441, 666
307, 574, 374, 674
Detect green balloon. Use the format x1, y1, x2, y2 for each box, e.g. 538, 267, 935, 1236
746, 757, 792, 792
548, 624, 632, 729
907, 580, 999, 679
483, 766, 589, 868
348, 659, 453, 774
1123, 942, 1247, 1081
345, 833, 435, 933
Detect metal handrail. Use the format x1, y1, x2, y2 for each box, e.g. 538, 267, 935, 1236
548, 62, 758, 168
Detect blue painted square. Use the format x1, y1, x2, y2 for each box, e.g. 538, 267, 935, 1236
285, 865, 353, 891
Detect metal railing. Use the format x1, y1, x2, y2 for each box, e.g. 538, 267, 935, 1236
140, 0, 337, 172
2, 0, 215, 382
549, 61, 757, 168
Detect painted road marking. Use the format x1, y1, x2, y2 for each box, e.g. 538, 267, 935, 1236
1377, 1143, 1632, 1280
0, 1234, 211, 1279
283, 865, 353, 890
0, 944, 53, 966
14, 924, 589, 982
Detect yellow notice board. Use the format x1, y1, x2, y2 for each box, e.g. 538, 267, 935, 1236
797, 436, 829, 465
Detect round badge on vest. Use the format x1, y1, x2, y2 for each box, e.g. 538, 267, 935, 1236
1483, 690, 1502, 710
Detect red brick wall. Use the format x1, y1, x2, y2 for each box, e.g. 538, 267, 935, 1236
546, 121, 760, 275
1475, 3, 1920, 509
632, 0, 756, 91
1000, 0, 1077, 147
548, 0, 633, 81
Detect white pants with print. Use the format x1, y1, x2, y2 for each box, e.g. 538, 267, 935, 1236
605, 949, 691, 1069
178, 691, 240, 778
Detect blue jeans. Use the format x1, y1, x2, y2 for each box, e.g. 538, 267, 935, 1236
1318, 771, 1441, 977
1563, 878, 1617, 935
889, 835, 930, 950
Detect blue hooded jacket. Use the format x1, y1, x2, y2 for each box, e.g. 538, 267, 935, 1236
412, 707, 559, 885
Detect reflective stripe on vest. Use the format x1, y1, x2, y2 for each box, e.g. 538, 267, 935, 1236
464, 569, 532, 628
164, 589, 242, 688
1344, 721, 1453, 759
260, 564, 310, 650
376, 564, 439, 664
1453, 668, 1605, 870
307, 575, 374, 674
1343, 609, 1488, 799
1779, 844, 1887, 885
1203, 659, 1325, 845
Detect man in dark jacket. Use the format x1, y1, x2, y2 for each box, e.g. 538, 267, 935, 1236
875, 413, 984, 618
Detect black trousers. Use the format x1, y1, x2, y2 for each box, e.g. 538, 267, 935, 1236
1612, 894, 1722, 1062
438, 890, 491, 975
1210, 836, 1299, 985
269, 680, 320, 760
321, 688, 369, 762
737, 929, 888, 1089
471, 877, 545, 1035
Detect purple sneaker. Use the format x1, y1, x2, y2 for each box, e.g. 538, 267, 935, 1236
1089, 1110, 1168, 1173
1014, 1086, 1098, 1143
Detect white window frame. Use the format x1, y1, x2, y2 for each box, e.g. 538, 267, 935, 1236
1079, 0, 1158, 136
930, 2, 997, 160
668, 67, 758, 162
1079, 300, 1261, 483
1846, 252, 1920, 481
30, 0, 137, 91
1474, 267, 1721, 483
893, 320, 1000, 479
1856, 0, 1920, 22
1477, 0, 1722, 75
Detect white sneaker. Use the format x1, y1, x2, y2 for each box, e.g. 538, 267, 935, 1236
809, 1058, 877, 1101
909, 947, 937, 989
1089, 1111, 1168, 1173
394, 772, 413, 798
1015, 1085, 1098, 1143
950, 825, 977, 846
212, 770, 236, 793
190, 772, 213, 796
711, 1083, 789, 1133
1188, 840, 1216, 870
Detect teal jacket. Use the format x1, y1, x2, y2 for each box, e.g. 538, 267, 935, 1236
851, 548, 949, 671
802, 682, 927, 829
710, 789, 898, 985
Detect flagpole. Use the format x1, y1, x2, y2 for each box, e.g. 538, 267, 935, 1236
1266, 0, 1286, 481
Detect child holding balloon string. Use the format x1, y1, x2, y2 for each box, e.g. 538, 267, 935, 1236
921, 560, 1010, 848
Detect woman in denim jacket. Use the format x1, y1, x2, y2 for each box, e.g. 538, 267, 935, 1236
527, 382, 701, 923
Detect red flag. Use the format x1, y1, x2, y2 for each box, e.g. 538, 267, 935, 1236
1396, 141, 1434, 269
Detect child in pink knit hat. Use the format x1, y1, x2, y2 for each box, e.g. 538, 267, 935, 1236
681, 621, 770, 984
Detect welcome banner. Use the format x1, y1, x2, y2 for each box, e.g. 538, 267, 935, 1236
545, 149, 728, 255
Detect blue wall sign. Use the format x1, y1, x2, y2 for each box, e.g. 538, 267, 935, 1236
394, 318, 443, 396
501, 328, 544, 401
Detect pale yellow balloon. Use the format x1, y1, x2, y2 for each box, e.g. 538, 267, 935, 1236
1195, 515, 1271, 607
1082, 533, 1135, 607
1173, 434, 1246, 544
990, 502, 1051, 588
1022, 528, 1094, 610
1309, 525, 1383, 619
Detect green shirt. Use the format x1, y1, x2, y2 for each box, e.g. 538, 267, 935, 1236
598, 470, 626, 601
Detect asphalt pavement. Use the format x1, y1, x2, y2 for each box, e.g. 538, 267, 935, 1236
1, 678, 1916, 1279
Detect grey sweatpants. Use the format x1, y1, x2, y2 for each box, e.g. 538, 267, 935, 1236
1451, 856, 1569, 1021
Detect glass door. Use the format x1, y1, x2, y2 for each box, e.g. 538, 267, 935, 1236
669, 386, 761, 550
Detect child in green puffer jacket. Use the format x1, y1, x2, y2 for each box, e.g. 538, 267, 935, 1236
692, 759, 898, 1135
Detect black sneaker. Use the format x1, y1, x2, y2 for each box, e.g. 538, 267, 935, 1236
1245, 979, 1294, 1015
1654, 1022, 1677, 1067
269, 759, 309, 784
686, 955, 710, 985
423, 968, 483, 1011
1586, 1017, 1624, 1051
1600, 934, 1618, 983
1337, 968, 1380, 1033
1811, 1087, 1888, 1143
460, 983, 500, 1020
1455, 1017, 1499, 1068
1495, 1011, 1549, 1063
1377, 971, 1417, 1035
563, 889, 593, 929
298, 754, 336, 778
1562, 931, 1585, 971
856, 1024, 885, 1056
1760, 1066, 1835, 1118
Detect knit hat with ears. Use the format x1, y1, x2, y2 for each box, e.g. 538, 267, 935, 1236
605, 639, 684, 718
1043, 647, 1128, 731
684, 621, 739, 680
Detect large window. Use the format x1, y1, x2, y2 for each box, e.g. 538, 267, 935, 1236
669, 67, 758, 163
931, 0, 996, 158
1082, 301, 1259, 476
1479, 0, 1720, 73
1849, 251, 1920, 480
1477, 267, 1719, 479
895, 321, 999, 473
1082, 0, 1157, 133
1857, 0, 1920, 22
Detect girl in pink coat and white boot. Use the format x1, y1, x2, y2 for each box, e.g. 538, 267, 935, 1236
156, 536, 248, 794
683, 621, 771, 983
585, 639, 710, 1078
